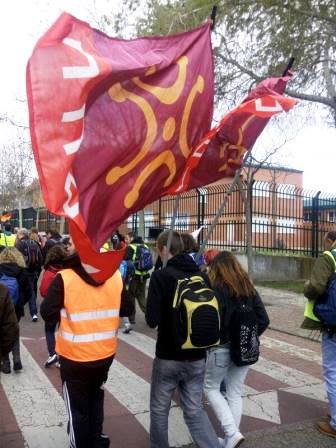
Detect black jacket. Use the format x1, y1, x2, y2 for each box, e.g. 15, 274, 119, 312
40, 253, 118, 368
146, 252, 206, 361
42, 234, 62, 263
0, 263, 32, 320
214, 284, 270, 345
0, 284, 19, 356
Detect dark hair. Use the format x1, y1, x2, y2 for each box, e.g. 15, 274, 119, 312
209, 251, 255, 298
46, 228, 60, 238
61, 237, 71, 249
326, 231, 336, 242
44, 244, 68, 268
4, 223, 11, 231
157, 230, 183, 256
180, 233, 198, 252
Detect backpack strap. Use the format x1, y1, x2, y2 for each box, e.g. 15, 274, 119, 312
324, 251, 336, 272
129, 244, 137, 262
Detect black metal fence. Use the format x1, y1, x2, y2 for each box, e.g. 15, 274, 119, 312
131, 182, 336, 257
3, 182, 336, 257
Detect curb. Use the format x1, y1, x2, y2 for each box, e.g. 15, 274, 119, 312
268, 325, 321, 343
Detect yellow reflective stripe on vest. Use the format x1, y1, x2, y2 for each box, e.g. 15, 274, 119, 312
60, 308, 119, 322
59, 330, 117, 343
304, 301, 320, 322
323, 251, 336, 272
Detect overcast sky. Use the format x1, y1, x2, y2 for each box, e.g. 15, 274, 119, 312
1, 0, 335, 194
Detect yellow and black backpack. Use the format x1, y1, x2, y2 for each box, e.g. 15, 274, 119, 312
172, 274, 220, 350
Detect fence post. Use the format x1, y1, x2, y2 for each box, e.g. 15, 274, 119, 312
132, 213, 138, 234
311, 191, 321, 257
246, 180, 254, 274
158, 198, 162, 227
196, 189, 201, 229
196, 188, 205, 244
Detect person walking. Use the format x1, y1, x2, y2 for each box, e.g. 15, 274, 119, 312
0, 222, 16, 247
40, 240, 123, 448
42, 228, 62, 261
125, 234, 153, 324
146, 230, 220, 448
0, 283, 19, 371
302, 231, 336, 438
203, 251, 269, 448
15, 228, 43, 322
0, 247, 32, 373
39, 244, 68, 367
180, 232, 206, 269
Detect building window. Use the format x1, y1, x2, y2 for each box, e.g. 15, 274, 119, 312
276, 218, 296, 234
303, 212, 312, 222
252, 216, 269, 233
328, 212, 336, 223
165, 213, 190, 231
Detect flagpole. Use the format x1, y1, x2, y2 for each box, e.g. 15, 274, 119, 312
195, 148, 253, 262
162, 194, 181, 268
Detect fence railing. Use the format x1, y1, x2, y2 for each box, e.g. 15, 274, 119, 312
129, 182, 336, 257
3, 182, 336, 257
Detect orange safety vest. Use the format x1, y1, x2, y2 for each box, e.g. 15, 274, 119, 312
56, 268, 123, 362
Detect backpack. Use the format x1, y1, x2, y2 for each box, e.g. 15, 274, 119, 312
0, 273, 19, 306
171, 273, 220, 350
131, 244, 153, 272
314, 276, 336, 327
313, 251, 336, 328
22, 239, 40, 269
119, 260, 135, 289
229, 299, 260, 366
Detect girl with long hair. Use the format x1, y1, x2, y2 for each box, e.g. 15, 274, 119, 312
0, 247, 32, 373
204, 251, 269, 448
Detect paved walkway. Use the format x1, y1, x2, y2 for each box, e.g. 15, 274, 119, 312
1, 286, 333, 448
258, 286, 321, 341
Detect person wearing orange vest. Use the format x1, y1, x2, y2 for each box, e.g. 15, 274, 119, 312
40, 240, 123, 448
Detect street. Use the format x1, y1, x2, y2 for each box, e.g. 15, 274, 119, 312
0, 292, 333, 448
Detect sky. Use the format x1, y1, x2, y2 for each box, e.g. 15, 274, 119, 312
0, 0, 335, 194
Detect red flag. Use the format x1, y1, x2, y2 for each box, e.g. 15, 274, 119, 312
27, 13, 297, 281
27, 13, 214, 280
168, 75, 297, 193
0, 213, 12, 223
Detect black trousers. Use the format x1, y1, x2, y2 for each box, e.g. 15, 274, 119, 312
60, 356, 113, 448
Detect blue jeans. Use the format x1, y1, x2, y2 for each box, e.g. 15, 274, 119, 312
322, 332, 336, 429
150, 357, 220, 448
204, 346, 249, 437
45, 322, 57, 356
26, 272, 37, 317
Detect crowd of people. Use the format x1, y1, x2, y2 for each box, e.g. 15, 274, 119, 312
0, 223, 335, 447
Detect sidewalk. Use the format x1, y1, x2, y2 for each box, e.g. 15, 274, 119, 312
258, 286, 321, 341
185, 419, 336, 448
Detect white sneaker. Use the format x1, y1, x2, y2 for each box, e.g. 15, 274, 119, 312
224, 432, 245, 448
123, 323, 132, 334
218, 437, 225, 447
32, 314, 38, 322
45, 354, 58, 367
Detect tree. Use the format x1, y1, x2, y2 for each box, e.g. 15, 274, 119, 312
119, 0, 336, 125
0, 129, 34, 226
